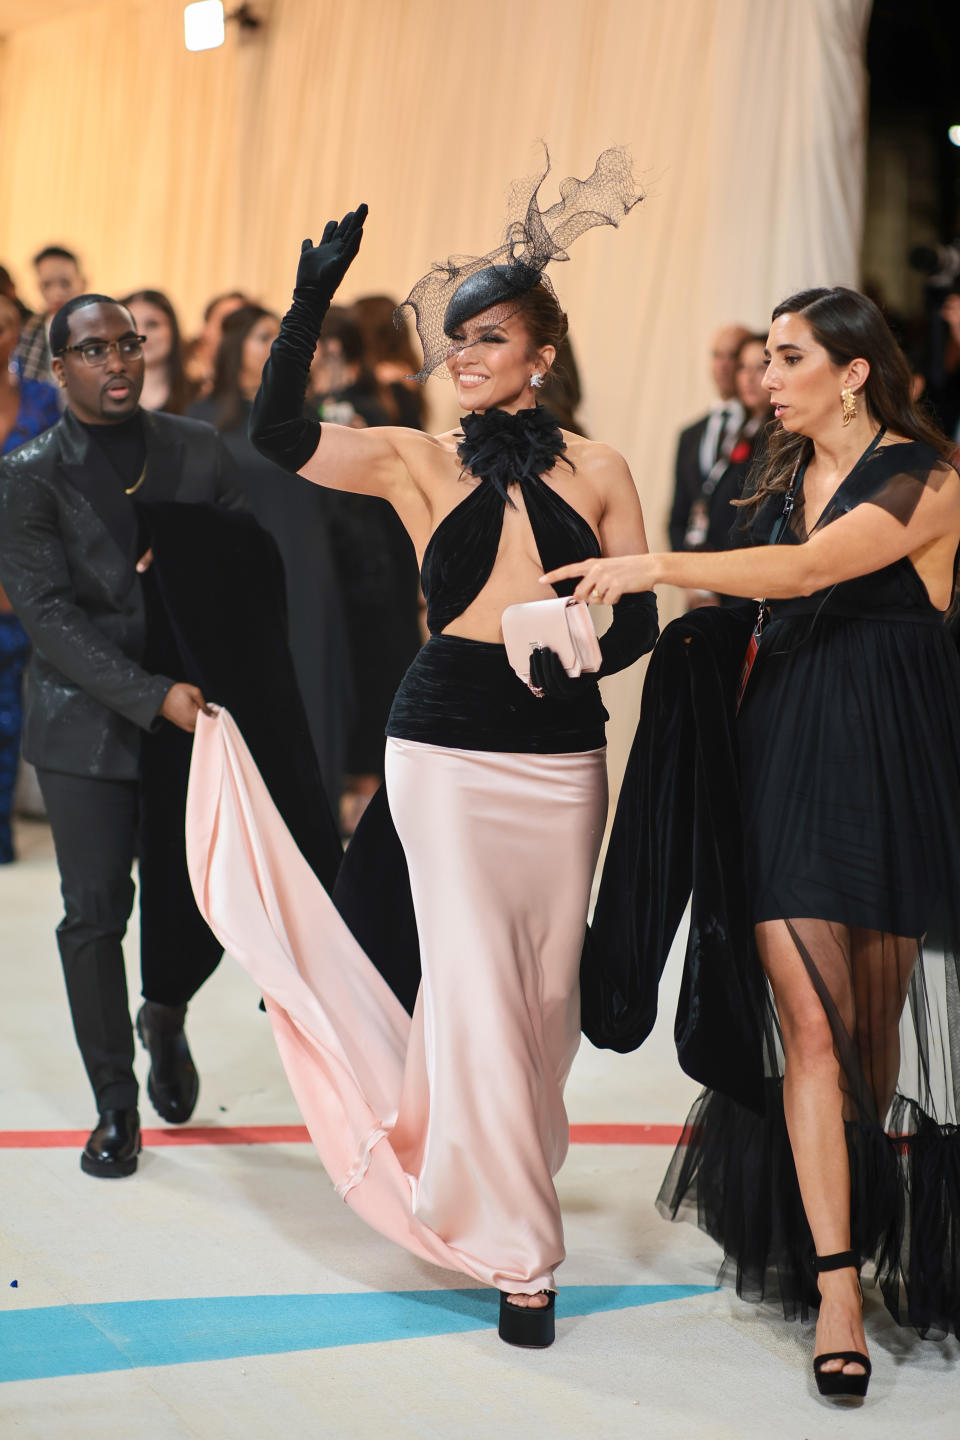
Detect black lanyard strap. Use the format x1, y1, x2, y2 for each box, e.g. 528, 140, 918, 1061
768, 425, 888, 551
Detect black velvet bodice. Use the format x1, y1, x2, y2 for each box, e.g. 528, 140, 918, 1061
420, 406, 601, 635
388, 405, 608, 754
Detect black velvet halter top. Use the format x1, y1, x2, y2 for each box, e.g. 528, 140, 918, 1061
386, 405, 608, 754
421, 406, 601, 635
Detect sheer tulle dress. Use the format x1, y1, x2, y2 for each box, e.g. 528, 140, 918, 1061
657, 439, 960, 1338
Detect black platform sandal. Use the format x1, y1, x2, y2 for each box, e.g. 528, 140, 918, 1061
498, 1290, 556, 1348
813, 1251, 871, 1399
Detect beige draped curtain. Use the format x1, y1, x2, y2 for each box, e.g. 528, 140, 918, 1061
0, 0, 871, 770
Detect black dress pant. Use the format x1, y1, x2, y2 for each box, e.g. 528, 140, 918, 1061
37, 767, 221, 1111
38, 770, 140, 1110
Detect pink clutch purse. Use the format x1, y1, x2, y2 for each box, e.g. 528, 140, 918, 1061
502, 596, 602, 690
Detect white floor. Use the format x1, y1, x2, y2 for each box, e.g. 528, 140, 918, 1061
1, 817, 957, 1439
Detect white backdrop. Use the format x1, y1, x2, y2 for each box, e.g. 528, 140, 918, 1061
0, 0, 872, 770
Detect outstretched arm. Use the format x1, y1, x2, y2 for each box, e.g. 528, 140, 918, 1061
543, 469, 960, 604
250, 206, 414, 501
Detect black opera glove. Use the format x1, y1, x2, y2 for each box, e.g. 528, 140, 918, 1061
527, 591, 660, 701
529, 645, 588, 700
249, 204, 368, 474
294, 205, 368, 320
595, 590, 659, 678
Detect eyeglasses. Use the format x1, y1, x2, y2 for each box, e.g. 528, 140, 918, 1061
58, 336, 146, 367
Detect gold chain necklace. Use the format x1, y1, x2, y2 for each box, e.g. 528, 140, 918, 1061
125, 463, 147, 496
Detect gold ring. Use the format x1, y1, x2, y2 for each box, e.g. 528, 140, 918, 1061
591, 588, 602, 601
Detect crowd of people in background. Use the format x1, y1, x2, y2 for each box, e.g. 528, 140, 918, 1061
2, 241, 959, 859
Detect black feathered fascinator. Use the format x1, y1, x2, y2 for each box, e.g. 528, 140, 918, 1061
396, 146, 643, 382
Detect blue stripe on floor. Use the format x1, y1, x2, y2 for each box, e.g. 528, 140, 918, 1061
0, 1284, 716, 1382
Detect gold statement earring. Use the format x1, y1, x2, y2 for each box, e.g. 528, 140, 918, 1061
841, 387, 858, 426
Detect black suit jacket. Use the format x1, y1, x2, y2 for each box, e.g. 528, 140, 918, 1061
669, 412, 758, 554
0, 408, 239, 779
668, 414, 711, 550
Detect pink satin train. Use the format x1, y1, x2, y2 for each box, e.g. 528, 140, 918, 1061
186, 708, 607, 1293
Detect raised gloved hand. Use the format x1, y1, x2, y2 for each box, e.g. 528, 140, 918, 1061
250, 204, 368, 474
293, 205, 369, 324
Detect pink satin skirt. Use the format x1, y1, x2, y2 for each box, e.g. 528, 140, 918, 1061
186, 710, 607, 1292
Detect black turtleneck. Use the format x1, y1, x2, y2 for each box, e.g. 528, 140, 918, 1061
73, 410, 146, 559
77, 411, 146, 491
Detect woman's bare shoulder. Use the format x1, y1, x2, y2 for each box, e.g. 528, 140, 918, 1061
563, 431, 624, 461
879, 434, 960, 493
563, 433, 632, 483
429, 425, 464, 451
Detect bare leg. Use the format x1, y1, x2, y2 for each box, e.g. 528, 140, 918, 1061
339, 774, 380, 838
851, 928, 916, 1125
756, 920, 866, 1377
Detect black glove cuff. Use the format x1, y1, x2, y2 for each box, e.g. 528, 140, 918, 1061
249, 295, 325, 474
596, 590, 659, 678
288, 288, 331, 350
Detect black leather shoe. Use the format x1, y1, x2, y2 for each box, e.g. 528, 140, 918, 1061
80, 1109, 141, 1178
136, 1001, 199, 1124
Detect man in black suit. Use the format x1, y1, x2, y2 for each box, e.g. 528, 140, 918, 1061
668, 323, 751, 606
0, 294, 240, 1178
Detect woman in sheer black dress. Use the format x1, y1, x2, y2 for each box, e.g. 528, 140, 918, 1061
545, 287, 960, 1397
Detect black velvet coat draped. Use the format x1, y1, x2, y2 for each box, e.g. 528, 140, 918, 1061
580, 604, 767, 1112
138, 503, 343, 981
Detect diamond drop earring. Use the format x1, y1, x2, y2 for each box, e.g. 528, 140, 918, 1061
530, 372, 544, 389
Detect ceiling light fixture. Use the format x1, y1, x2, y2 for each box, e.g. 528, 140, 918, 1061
184, 2, 262, 53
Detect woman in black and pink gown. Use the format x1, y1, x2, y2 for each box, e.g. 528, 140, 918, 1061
545, 286, 960, 1396
185, 152, 658, 1346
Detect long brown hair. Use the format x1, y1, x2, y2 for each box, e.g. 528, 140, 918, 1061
349, 294, 426, 427
515, 280, 569, 354
121, 288, 193, 415
514, 281, 580, 426
211, 304, 277, 432
737, 286, 953, 515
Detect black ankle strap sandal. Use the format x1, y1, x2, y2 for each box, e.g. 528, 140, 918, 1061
813, 1251, 871, 1398
498, 1290, 556, 1348
814, 1249, 859, 1275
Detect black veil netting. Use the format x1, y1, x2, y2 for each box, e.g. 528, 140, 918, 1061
395, 146, 643, 382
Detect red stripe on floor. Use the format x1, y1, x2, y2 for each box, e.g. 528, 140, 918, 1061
569, 1123, 682, 1144
0, 1122, 684, 1150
